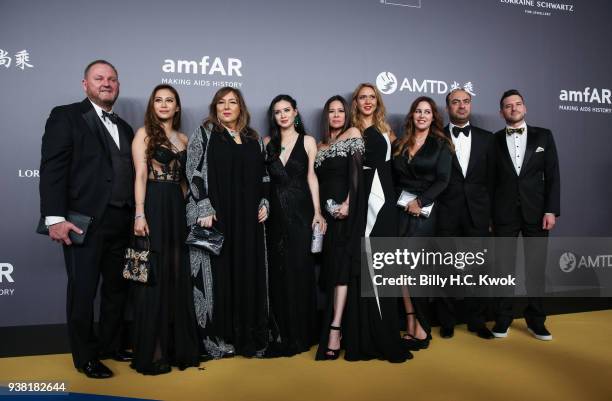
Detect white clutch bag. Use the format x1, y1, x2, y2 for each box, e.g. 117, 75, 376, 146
396, 190, 434, 218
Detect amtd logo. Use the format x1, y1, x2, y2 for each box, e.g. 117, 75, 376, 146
376, 71, 471, 96
0, 263, 14, 283
376, 72, 398, 94
559, 252, 576, 272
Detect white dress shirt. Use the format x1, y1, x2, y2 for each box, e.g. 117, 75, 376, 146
90, 99, 120, 149
449, 121, 471, 177
505, 121, 528, 175
45, 100, 120, 226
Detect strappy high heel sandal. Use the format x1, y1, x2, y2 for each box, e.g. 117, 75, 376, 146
402, 312, 430, 351
323, 325, 342, 360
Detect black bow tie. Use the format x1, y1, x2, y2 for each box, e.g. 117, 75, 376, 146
101, 110, 118, 124
506, 127, 524, 135
452, 125, 470, 138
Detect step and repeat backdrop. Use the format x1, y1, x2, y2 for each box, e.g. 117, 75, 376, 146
1, 0, 611, 328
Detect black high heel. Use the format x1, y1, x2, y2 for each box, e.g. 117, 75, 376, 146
323, 325, 342, 360
402, 313, 430, 350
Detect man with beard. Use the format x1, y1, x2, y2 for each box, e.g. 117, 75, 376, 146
40, 60, 134, 377
491, 89, 560, 341
436, 88, 495, 340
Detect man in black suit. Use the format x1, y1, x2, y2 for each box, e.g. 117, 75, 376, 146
39, 60, 134, 377
436, 88, 495, 340
491, 89, 560, 341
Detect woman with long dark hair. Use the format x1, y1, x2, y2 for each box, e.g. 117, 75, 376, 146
186, 87, 270, 359
314, 95, 364, 360
130, 84, 199, 375
392, 96, 453, 349
264, 94, 326, 357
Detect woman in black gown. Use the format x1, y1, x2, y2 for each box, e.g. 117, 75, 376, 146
130, 84, 199, 375
314, 95, 364, 360
392, 96, 452, 349
265, 94, 327, 357
341, 83, 412, 362
186, 87, 270, 359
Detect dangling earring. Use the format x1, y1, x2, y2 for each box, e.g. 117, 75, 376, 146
294, 116, 299, 128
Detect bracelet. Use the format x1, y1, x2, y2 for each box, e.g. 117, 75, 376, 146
135, 213, 145, 220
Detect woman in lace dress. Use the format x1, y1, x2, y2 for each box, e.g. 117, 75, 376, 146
130, 84, 199, 375
186, 87, 270, 359
314, 95, 366, 360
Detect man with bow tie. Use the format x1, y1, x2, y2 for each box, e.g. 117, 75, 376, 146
39, 60, 134, 377
491, 89, 560, 341
436, 88, 496, 340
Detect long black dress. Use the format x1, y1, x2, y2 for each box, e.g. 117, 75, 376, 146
392, 134, 452, 334
314, 137, 365, 360
266, 134, 317, 356
342, 126, 411, 362
186, 124, 269, 359
130, 146, 200, 374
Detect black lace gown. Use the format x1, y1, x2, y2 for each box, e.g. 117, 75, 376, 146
266, 134, 317, 356
130, 146, 200, 374
314, 137, 365, 360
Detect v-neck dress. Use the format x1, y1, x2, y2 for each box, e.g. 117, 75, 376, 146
265, 133, 317, 356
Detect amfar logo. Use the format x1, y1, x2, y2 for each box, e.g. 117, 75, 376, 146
559, 88, 612, 105
162, 56, 242, 77
376, 71, 476, 96
0, 263, 14, 283
559, 252, 612, 273
0, 262, 15, 296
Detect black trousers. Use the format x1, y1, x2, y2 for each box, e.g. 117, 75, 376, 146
436, 203, 490, 330
62, 205, 131, 368
494, 207, 548, 328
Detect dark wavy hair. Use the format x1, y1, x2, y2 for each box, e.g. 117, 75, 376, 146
393, 96, 453, 157
203, 86, 257, 139
144, 84, 182, 160
266, 94, 306, 160
321, 95, 350, 145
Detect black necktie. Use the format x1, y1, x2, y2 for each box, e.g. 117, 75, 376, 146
101, 110, 118, 124
452, 125, 470, 138
506, 127, 524, 135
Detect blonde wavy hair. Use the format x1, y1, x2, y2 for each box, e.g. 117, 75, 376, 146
350, 83, 391, 135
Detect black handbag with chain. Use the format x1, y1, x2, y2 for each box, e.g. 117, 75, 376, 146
123, 236, 154, 284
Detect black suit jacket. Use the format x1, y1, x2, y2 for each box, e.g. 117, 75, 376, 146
492, 125, 560, 225
437, 125, 495, 230
39, 98, 134, 223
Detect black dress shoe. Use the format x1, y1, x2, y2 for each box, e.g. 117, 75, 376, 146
78, 359, 113, 379
439, 326, 454, 339
469, 326, 495, 339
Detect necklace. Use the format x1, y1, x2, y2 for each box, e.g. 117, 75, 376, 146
281, 132, 298, 152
